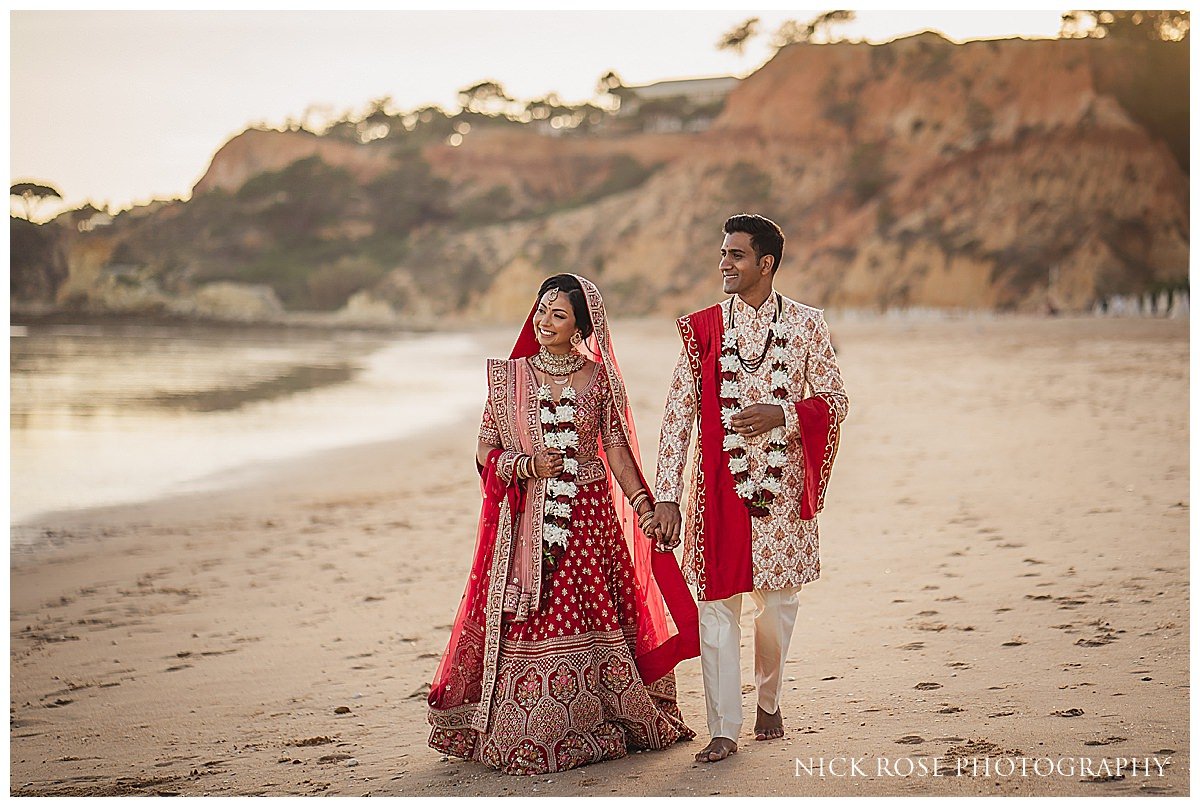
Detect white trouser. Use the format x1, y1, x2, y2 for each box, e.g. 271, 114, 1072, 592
698, 586, 801, 740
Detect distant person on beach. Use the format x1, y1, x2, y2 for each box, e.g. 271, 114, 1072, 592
427, 273, 699, 775
647, 213, 849, 763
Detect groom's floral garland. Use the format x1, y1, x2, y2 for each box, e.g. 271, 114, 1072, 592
719, 320, 792, 517
537, 384, 579, 582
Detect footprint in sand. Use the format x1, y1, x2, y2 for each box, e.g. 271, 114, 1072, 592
914, 682, 943, 690
946, 661, 970, 669
1083, 736, 1127, 746
290, 737, 334, 747
1001, 637, 1026, 647
914, 622, 949, 632
937, 706, 964, 713
1081, 772, 1126, 783
1050, 708, 1084, 717
899, 642, 925, 650
895, 735, 925, 744
1076, 624, 1120, 647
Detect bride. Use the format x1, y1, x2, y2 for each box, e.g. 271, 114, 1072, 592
428, 273, 698, 776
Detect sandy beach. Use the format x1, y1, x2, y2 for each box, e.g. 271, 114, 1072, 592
9, 315, 1189, 796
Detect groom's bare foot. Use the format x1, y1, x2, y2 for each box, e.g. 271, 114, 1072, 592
694, 737, 738, 763
755, 705, 784, 740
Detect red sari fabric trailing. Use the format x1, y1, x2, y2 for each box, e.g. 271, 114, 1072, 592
680, 304, 841, 601
427, 275, 698, 776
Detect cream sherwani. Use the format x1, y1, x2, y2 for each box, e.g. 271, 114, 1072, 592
654, 292, 848, 740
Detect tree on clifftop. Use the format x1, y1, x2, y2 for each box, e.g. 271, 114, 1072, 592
1060, 10, 1189, 171
1060, 10, 1189, 42
457, 80, 515, 116
770, 10, 857, 50
10, 181, 62, 222
717, 17, 760, 54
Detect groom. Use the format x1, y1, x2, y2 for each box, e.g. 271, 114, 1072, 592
649, 213, 848, 763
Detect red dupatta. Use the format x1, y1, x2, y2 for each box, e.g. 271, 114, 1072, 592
428, 275, 698, 731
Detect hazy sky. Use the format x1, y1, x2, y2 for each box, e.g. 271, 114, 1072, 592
11, 8, 1068, 217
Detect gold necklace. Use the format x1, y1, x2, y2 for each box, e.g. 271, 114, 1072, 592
531, 346, 585, 377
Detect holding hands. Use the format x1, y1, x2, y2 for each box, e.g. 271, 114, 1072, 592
642, 404, 785, 552
646, 502, 682, 553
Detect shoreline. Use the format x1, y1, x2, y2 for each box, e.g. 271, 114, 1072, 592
9, 316, 1189, 796
10, 324, 507, 528
10, 424, 472, 552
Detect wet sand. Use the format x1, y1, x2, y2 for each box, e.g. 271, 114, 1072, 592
9, 316, 1189, 796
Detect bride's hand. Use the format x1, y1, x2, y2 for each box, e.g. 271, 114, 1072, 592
532, 449, 565, 478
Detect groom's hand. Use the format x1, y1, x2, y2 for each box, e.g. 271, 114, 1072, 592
649, 502, 682, 551
730, 403, 786, 438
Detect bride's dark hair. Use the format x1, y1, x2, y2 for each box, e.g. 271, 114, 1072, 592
535, 274, 594, 340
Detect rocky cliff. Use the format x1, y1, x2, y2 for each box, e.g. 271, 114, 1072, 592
14, 32, 1188, 326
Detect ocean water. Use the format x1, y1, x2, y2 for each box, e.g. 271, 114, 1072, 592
9, 324, 487, 527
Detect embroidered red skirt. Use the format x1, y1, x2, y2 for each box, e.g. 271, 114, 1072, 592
428, 478, 693, 776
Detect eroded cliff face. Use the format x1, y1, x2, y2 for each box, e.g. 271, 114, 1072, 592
192, 129, 395, 196
408, 33, 1186, 324
32, 32, 1187, 325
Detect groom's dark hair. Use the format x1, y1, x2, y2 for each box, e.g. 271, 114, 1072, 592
536, 274, 594, 339
724, 213, 784, 273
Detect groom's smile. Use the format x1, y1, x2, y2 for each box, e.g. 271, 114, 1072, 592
719, 230, 772, 299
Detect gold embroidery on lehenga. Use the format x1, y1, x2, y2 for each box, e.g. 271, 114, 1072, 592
433, 342, 694, 771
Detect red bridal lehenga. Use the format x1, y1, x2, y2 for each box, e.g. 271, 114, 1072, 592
427, 276, 699, 776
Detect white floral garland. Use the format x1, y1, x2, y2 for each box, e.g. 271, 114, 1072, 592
537, 384, 579, 548
718, 319, 793, 515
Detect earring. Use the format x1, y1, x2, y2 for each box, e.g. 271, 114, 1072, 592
570, 332, 583, 346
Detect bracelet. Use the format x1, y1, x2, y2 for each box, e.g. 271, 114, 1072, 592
522, 455, 534, 480
630, 490, 650, 512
